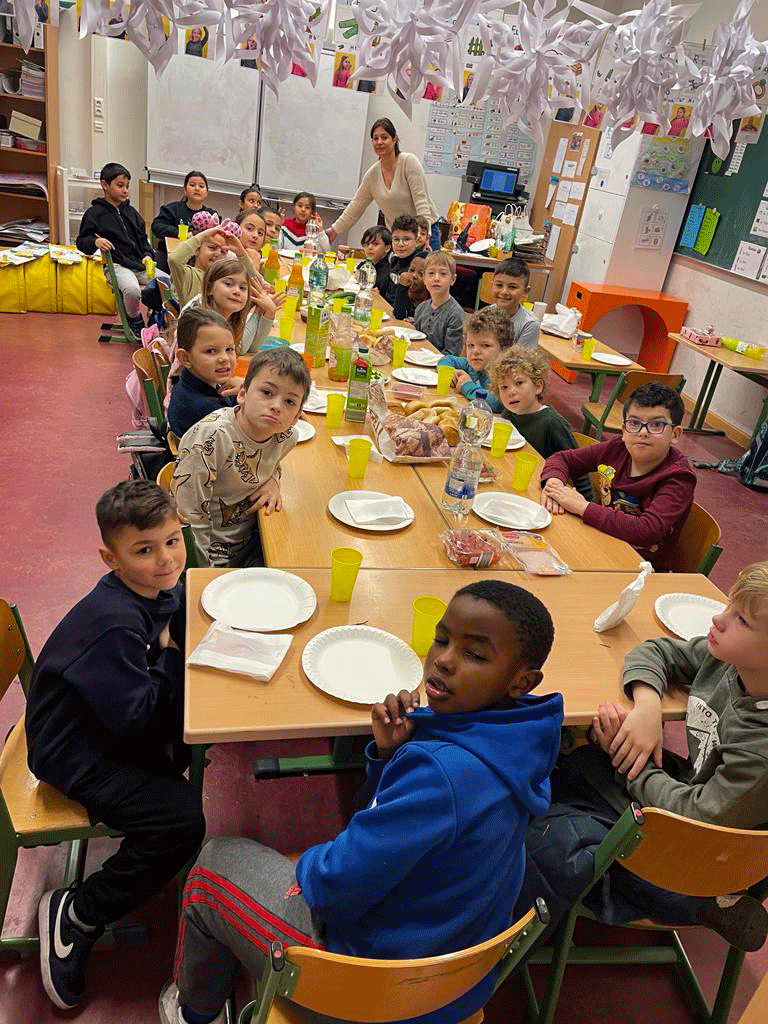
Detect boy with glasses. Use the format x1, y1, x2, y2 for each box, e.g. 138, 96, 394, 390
538, 383, 696, 570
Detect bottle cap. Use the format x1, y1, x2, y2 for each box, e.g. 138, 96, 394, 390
476, 390, 488, 399
358, 345, 369, 353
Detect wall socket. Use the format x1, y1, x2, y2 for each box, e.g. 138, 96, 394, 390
93, 95, 104, 133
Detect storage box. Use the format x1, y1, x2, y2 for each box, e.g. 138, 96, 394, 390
680, 325, 721, 347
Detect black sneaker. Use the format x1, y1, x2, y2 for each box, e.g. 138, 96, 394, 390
695, 893, 768, 952
38, 888, 102, 1009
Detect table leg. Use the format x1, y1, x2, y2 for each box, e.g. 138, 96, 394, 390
748, 392, 768, 446
685, 362, 725, 436
188, 743, 207, 797
589, 371, 607, 403
252, 737, 365, 780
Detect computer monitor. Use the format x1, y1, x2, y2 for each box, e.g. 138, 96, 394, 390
479, 166, 519, 199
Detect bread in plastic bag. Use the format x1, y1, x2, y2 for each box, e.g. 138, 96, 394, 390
441, 529, 504, 568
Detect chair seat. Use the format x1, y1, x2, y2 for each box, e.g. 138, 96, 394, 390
581, 401, 623, 433
0, 718, 95, 836
265, 996, 482, 1024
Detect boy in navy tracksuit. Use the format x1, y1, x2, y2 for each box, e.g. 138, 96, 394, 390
26, 481, 205, 1011
162, 580, 563, 1024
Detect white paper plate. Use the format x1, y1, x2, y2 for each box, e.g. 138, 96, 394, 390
405, 347, 440, 366
392, 367, 439, 386
290, 342, 331, 361
473, 492, 552, 530
480, 417, 526, 451
328, 490, 414, 532
302, 626, 423, 705
303, 387, 347, 414
383, 326, 426, 341
469, 238, 493, 252
592, 352, 633, 366
292, 419, 316, 443
202, 569, 317, 632
279, 248, 300, 258
654, 594, 725, 642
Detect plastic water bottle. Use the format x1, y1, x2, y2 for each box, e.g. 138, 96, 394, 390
441, 391, 493, 519
353, 260, 376, 333
308, 250, 328, 297
303, 219, 319, 256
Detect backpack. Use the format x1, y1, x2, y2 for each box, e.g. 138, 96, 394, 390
695, 420, 768, 491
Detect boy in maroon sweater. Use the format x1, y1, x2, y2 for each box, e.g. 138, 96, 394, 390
539, 383, 696, 571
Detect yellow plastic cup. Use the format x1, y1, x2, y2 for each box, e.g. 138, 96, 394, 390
330, 547, 363, 602
582, 337, 597, 361
283, 296, 298, 319
346, 256, 357, 274
332, 296, 345, 313
436, 364, 453, 396
278, 317, 294, 343
512, 451, 538, 492
392, 337, 408, 368
369, 308, 384, 331
326, 392, 345, 429
177, 224, 189, 241
411, 596, 447, 657
490, 420, 513, 458
274, 278, 287, 294
301, 255, 311, 268
262, 243, 271, 260
347, 438, 372, 479
325, 252, 337, 265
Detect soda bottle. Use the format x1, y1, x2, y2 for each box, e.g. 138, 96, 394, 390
345, 345, 372, 423
441, 391, 493, 519
264, 243, 280, 285
329, 304, 353, 383
286, 253, 304, 306
305, 296, 329, 370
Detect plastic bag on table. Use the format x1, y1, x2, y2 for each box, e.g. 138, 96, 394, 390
500, 532, 571, 575
441, 529, 505, 568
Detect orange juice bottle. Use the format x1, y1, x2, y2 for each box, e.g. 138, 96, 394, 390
286, 253, 304, 306
264, 244, 280, 285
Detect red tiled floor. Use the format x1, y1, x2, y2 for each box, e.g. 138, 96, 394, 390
1, 313, 766, 1024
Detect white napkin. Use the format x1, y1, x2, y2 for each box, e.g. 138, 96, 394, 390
187, 621, 292, 681
304, 387, 345, 413
331, 435, 383, 463
406, 348, 439, 365
344, 497, 411, 524
594, 562, 653, 633
541, 303, 582, 339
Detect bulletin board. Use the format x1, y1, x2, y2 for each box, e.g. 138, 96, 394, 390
674, 120, 768, 286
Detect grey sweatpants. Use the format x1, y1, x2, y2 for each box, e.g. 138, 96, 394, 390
109, 263, 149, 317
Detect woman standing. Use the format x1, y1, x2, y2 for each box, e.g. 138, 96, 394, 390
326, 118, 440, 249
151, 171, 219, 273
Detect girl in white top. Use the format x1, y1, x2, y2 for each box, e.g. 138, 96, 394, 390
326, 118, 438, 244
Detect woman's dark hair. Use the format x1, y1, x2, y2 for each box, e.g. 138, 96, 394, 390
184, 170, 209, 190
370, 118, 400, 156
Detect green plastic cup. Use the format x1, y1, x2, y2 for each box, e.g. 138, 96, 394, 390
512, 451, 538, 492
330, 547, 363, 602
436, 364, 453, 396
369, 308, 384, 331
490, 420, 513, 457
411, 596, 447, 657
278, 317, 294, 343
582, 337, 597, 361
347, 438, 372, 479
326, 392, 345, 428
392, 337, 408, 368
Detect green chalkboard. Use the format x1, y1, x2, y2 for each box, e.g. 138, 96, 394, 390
675, 123, 768, 278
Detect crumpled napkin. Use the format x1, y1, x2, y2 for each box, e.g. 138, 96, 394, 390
331, 436, 383, 463
187, 621, 292, 680
344, 497, 411, 524
541, 304, 582, 339
594, 562, 653, 633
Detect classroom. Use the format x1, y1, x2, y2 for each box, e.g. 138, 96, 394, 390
2, 0, 768, 1023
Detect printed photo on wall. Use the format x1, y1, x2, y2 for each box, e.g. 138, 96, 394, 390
462, 69, 475, 102
333, 50, 355, 88
738, 113, 764, 142
666, 104, 692, 138
582, 104, 605, 128
423, 80, 443, 102
240, 34, 259, 69
185, 26, 209, 58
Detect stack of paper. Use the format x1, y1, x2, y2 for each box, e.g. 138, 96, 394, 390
20, 60, 45, 100
0, 219, 49, 244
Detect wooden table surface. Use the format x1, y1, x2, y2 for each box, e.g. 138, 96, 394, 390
185, 567, 727, 743
670, 332, 768, 377
538, 330, 644, 374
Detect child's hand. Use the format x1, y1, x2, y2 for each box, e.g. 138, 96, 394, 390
249, 476, 282, 515
94, 236, 114, 252
326, 226, 338, 244
542, 479, 588, 516
222, 231, 246, 256
158, 623, 178, 651
372, 688, 421, 761
400, 270, 414, 287
541, 491, 565, 515
452, 370, 471, 390
219, 376, 243, 397
248, 278, 277, 319
607, 683, 663, 780
591, 702, 628, 753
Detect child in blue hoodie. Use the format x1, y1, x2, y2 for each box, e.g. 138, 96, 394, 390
438, 307, 516, 414
161, 581, 564, 1024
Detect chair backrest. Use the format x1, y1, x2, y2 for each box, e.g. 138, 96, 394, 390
132, 350, 165, 423
133, 347, 165, 395
621, 808, 768, 897
181, 524, 201, 568
282, 907, 537, 1022
667, 501, 722, 574
156, 462, 175, 492
476, 272, 494, 308
167, 430, 180, 456
104, 252, 138, 340
572, 431, 598, 448
0, 601, 34, 701
616, 371, 685, 406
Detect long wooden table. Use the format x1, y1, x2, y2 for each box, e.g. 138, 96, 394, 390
538, 331, 644, 402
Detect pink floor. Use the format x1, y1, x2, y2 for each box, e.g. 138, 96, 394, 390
1, 312, 766, 1024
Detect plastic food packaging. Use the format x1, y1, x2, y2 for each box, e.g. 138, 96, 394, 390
594, 561, 653, 632
500, 532, 571, 575
441, 529, 504, 568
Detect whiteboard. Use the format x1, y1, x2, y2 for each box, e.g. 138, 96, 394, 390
147, 54, 262, 189
257, 51, 371, 203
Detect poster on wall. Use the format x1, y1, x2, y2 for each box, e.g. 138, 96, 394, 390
333, 4, 376, 92
630, 136, 693, 192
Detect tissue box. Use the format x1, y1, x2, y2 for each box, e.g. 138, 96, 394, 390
680, 325, 721, 347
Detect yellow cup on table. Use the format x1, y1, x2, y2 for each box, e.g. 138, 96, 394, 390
262, 243, 271, 260
392, 337, 408, 368
490, 420, 513, 457
332, 296, 345, 314
177, 224, 189, 241
283, 295, 298, 319
301, 255, 311, 268
347, 438, 372, 479
278, 317, 294, 343
326, 392, 345, 429
581, 337, 597, 361
330, 547, 363, 603
369, 308, 383, 331
411, 596, 447, 657
346, 256, 357, 274
274, 278, 287, 295
436, 363, 453, 397
512, 451, 538, 492
325, 252, 337, 265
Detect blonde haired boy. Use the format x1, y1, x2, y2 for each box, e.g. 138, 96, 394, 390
519, 560, 768, 952
413, 250, 465, 355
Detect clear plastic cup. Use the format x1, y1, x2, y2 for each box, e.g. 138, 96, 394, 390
330, 547, 363, 602
392, 338, 408, 368
411, 596, 447, 657
512, 452, 538, 492
436, 364, 453, 396
347, 438, 372, 479
490, 420, 513, 457
326, 393, 345, 428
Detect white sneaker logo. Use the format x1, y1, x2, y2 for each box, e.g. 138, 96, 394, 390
54, 898, 74, 959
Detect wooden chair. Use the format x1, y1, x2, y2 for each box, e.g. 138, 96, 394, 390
99, 251, 139, 345
132, 348, 166, 427
0, 602, 137, 959
525, 805, 768, 1024
474, 271, 494, 310
156, 461, 175, 493
737, 971, 768, 1024
167, 430, 180, 456
572, 431, 600, 497
238, 901, 549, 1024
668, 501, 723, 576
581, 371, 685, 439
154, 466, 201, 567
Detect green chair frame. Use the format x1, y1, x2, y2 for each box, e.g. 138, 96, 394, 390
581, 372, 686, 440
181, 523, 203, 569
0, 603, 144, 960
99, 251, 139, 345
523, 804, 768, 1024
